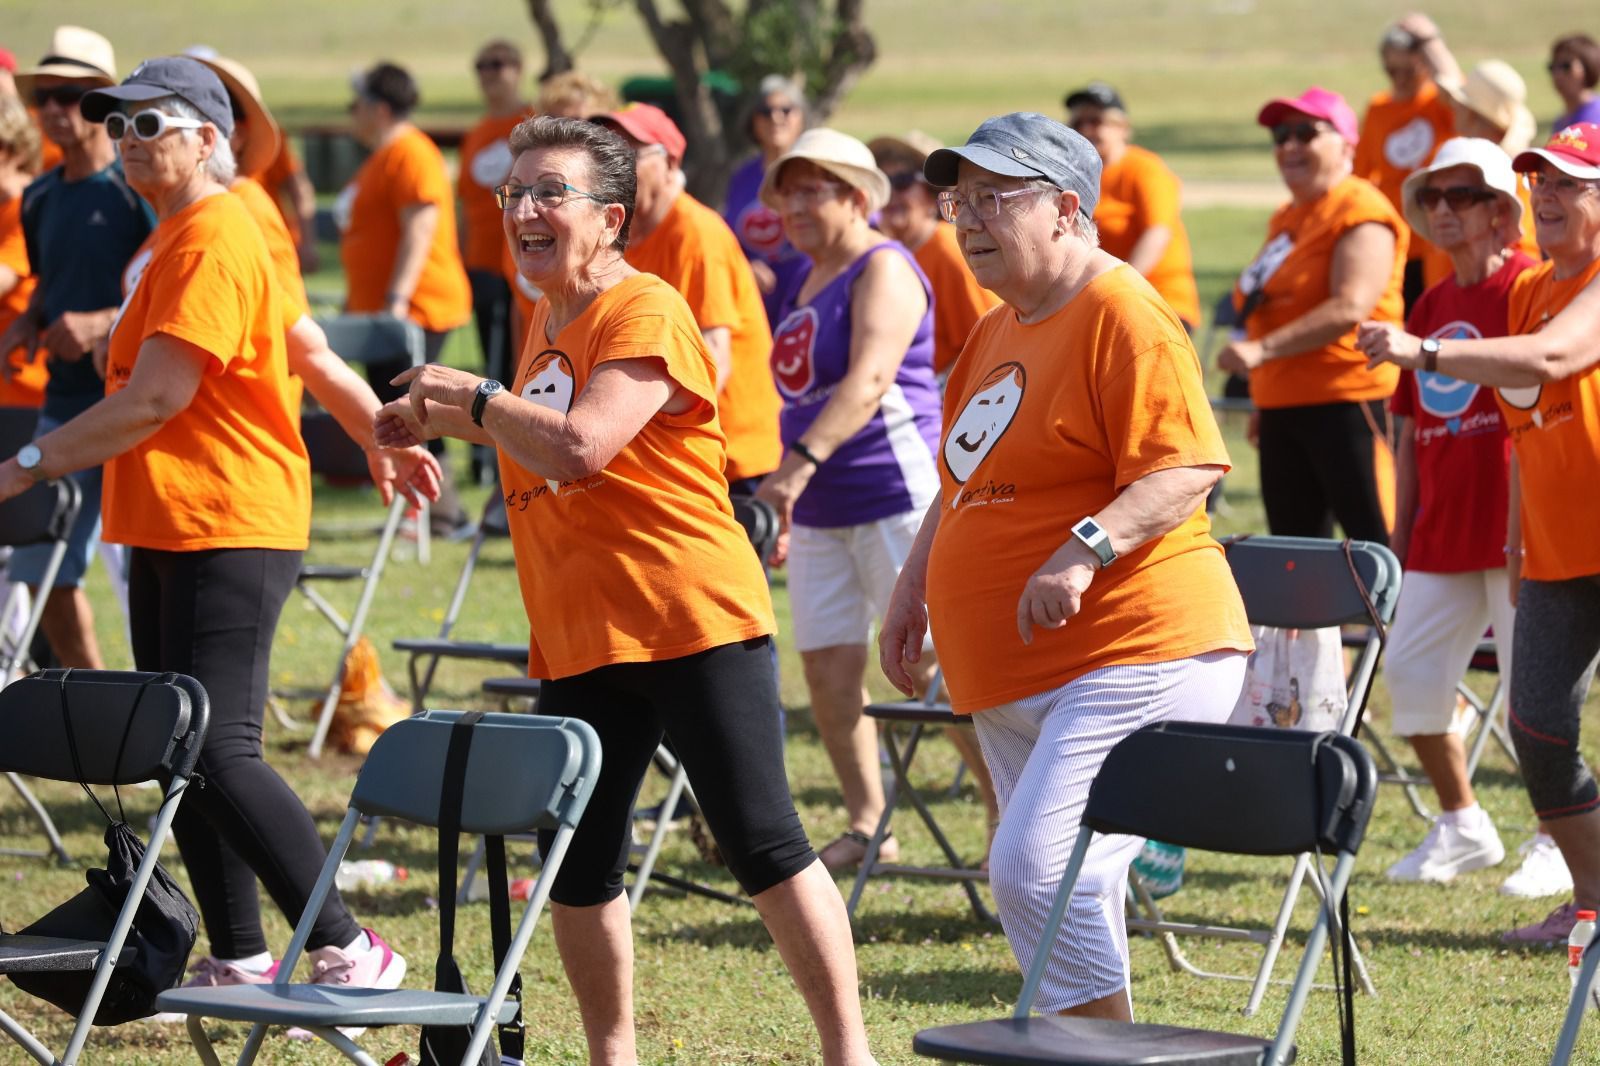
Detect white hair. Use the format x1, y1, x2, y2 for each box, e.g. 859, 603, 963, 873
148, 94, 236, 185
1025, 177, 1100, 247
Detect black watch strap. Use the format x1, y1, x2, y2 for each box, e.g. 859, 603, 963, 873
472, 379, 504, 427
791, 440, 822, 467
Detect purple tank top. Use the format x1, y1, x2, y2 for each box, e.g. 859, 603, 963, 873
770, 241, 942, 528
723, 154, 808, 325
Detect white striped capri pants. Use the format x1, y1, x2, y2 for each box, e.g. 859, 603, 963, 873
973, 649, 1249, 1013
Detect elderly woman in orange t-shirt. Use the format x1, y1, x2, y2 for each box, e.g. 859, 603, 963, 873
0, 57, 437, 1008
376, 115, 878, 1066
879, 112, 1252, 1023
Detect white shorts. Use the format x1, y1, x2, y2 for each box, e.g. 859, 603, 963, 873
972, 650, 1248, 1013
788, 509, 928, 653
1384, 568, 1515, 737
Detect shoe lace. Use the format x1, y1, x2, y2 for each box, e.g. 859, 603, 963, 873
310, 951, 358, 985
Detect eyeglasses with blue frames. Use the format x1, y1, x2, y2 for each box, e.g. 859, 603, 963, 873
494, 181, 607, 211
935, 186, 1047, 224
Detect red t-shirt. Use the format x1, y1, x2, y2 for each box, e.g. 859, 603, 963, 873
1389, 251, 1536, 573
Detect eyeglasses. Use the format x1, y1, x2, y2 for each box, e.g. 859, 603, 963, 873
33, 84, 89, 108
475, 58, 516, 73
1547, 58, 1579, 74
1415, 185, 1497, 211
1528, 170, 1599, 195
776, 180, 847, 208
935, 186, 1045, 224
105, 109, 205, 142
1271, 122, 1331, 147
494, 181, 605, 211
756, 105, 797, 120
888, 171, 925, 192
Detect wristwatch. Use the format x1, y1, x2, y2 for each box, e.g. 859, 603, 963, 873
1421, 337, 1441, 373
471, 379, 504, 427
1071, 516, 1116, 569
15, 443, 43, 481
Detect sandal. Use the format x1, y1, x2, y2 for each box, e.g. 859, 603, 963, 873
818, 828, 897, 873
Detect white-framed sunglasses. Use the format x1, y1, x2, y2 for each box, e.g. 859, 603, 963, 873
105, 109, 205, 142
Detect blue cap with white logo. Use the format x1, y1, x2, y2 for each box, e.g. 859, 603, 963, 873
924, 111, 1101, 218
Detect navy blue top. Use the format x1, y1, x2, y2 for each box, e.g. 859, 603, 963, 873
21, 161, 156, 417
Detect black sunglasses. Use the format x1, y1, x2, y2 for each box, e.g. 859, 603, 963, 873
888, 171, 926, 192
1415, 185, 1497, 211
33, 84, 90, 108
1270, 122, 1329, 147
475, 58, 515, 73
756, 105, 796, 119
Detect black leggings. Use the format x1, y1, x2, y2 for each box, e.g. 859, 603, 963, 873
1510, 575, 1600, 820
129, 547, 361, 958
1257, 399, 1391, 545
467, 269, 512, 386
536, 637, 815, 906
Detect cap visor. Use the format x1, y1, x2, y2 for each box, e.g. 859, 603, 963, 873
1512, 147, 1600, 180
924, 143, 1043, 187
81, 83, 174, 123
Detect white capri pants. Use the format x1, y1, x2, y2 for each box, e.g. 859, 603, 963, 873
1384, 568, 1515, 737
974, 649, 1249, 1013
788, 507, 930, 653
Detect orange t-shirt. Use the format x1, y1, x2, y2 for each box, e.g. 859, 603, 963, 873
925, 265, 1253, 714
1094, 144, 1202, 329
625, 192, 782, 482
337, 126, 472, 332
503, 273, 775, 679
457, 111, 531, 272
1354, 81, 1455, 262
914, 222, 1001, 376
1235, 175, 1407, 409
0, 197, 47, 408
256, 139, 304, 243
1501, 257, 1600, 581
101, 193, 310, 551
232, 176, 309, 326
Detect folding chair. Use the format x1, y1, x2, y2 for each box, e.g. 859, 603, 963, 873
0, 669, 210, 1066
1461, 638, 1517, 780
1123, 535, 1399, 1018
1552, 924, 1600, 1065
156, 708, 600, 1066
912, 721, 1376, 1066
1, 405, 84, 864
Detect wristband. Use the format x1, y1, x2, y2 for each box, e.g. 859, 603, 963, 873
791, 440, 822, 468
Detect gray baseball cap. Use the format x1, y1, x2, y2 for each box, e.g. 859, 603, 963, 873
82, 55, 234, 137
923, 112, 1101, 217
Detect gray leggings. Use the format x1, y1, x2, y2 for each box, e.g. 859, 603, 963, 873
1510, 574, 1600, 820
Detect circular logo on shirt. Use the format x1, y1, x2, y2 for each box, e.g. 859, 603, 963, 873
1416, 320, 1482, 418
770, 306, 819, 397
943, 361, 1026, 496
1384, 117, 1436, 170
1239, 232, 1293, 296
470, 139, 515, 189
736, 201, 786, 259
332, 182, 358, 234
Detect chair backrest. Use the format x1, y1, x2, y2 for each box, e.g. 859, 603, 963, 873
0, 473, 80, 549
1224, 536, 1401, 630
1084, 721, 1377, 858
350, 710, 600, 835
0, 670, 210, 784
732, 495, 779, 564
316, 313, 426, 369
299, 409, 372, 482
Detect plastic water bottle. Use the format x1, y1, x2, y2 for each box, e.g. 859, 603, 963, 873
1568, 909, 1598, 1010
335, 859, 407, 891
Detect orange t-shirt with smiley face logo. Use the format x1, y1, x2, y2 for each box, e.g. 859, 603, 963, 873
1354, 80, 1455, 262
1501, 256, 1600, 581
457, 111, 532, 272
504, 273, 775, 679
101, 193, 310, 551
925, 265, 1252, 714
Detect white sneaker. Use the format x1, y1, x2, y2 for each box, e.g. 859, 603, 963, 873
1500, 833, 1574, 898
1385, 814, 1505, 883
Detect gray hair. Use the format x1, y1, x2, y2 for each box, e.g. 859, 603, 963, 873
148, 94, 236, 185
508, 115, 636, 250
1025, 177, 1100, 247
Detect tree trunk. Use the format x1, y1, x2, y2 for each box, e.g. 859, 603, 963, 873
525, 0, 575, 81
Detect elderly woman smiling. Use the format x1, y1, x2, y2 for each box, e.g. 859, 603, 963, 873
879, 112, 1252, 1021
376, 115, 878, 1066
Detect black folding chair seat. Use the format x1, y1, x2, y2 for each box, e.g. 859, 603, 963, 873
482, 676, 542, 699
394, 638, 528, 666
914, 1015, 1277, 1065
0, 937, 134, 974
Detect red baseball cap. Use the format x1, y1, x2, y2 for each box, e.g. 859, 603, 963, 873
593, 102, 686, 165
1513, 122, 1600, 180
1257, 86, 1359, 146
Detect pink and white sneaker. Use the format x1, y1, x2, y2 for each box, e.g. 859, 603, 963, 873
147, 956, 278, 1023
286, 928, 407, 1040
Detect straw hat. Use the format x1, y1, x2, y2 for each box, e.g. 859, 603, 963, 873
759, 128, 890, 213
191, 52, 280, 178
867, 130, 944, 168
1399, 137, 1523, 247
1442, 61, 1537, 156
15, 26, 116, 96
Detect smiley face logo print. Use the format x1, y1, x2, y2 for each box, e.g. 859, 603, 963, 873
944, 361, 1025, 506
521, 348, 576, 491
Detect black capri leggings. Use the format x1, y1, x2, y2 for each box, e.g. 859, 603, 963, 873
129, 547, 362, 959
1510, 574, 1600, 820
536, 637, 815, 907
1257, 399, 1391, 545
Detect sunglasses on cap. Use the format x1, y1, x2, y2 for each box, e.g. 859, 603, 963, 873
105, 109, 205, 142
1270, 121, 1332, 147
1415, 185, 1496, 211
33, 84, 90, 108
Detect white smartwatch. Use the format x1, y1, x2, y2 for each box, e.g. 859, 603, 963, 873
1070, 516, 1116, 569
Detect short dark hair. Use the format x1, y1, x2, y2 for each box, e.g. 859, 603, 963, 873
1554, 34, 1600, 89
477, 39, 523, 67
508, 115, 636, 250
361, 62, 419, 118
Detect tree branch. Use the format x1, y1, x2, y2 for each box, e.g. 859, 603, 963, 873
812, 0, 876, 121
525, 0, 575, 80
635, 0, 730, 202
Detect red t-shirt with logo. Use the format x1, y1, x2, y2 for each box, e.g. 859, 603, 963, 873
1389, 251, 1535, 573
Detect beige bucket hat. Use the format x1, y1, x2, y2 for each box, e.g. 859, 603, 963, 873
15, 26, 116, 96
1442, 60, 1537, 156
1400, 136, 1523, 246
760, 128, 891, 213
191, 52, 281, 179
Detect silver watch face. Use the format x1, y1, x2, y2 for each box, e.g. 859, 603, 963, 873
481, 380, 505, 397
16, 443, 41, 471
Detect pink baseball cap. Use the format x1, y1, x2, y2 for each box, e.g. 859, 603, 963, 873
0, 48, 15, 73
1513, 122, 1600, 180
1257, 86, 1359, 146
592, 102, 687, 166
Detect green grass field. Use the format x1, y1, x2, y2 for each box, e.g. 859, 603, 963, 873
6, 1, 1600, 1062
